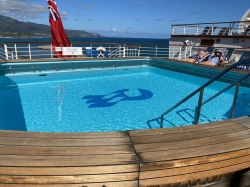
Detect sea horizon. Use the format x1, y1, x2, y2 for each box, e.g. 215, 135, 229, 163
0, 36, 169, 45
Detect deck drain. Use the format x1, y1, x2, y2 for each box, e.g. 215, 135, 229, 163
39, 74, 47, 77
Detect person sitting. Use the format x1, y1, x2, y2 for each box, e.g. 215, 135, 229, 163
200, 49, 225, 66
183, 49, 210, 63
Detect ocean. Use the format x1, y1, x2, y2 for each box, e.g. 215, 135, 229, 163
0, 37, 169, 45
0, 37, 169, 59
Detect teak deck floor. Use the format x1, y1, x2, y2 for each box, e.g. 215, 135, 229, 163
1, 116, 250, 187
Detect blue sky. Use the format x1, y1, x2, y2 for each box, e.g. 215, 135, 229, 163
1, 0, 250, 38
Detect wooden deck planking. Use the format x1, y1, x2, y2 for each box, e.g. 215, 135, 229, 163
130, 123, 246, 145
0, 136, 131, 147
129, 119, 250, 186
1, 118, 250, 186
129, 120, 236, 137
0, 130, 139, 186
1, 181, 138, 187
0, 165, 139, 176
133, 130, 250, 153
139, 148, 250, 172
0, 130, 129, 139
139, 161, 250, 186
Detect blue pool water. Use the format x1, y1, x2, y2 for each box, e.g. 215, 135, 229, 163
0, 66, 250, 132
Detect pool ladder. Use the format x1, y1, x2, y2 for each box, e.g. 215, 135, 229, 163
160, 59, 250, 128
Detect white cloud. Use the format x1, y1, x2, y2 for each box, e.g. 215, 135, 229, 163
111, 27, 116, 32
83, 5, 91, 10
0, 0, 48, 19
61, 11, 68, 16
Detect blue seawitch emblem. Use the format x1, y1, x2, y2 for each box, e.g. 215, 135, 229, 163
82, 89, 153, 108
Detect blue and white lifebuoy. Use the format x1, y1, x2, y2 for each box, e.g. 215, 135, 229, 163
94, 46, 109, 58
96, 46, 106, 52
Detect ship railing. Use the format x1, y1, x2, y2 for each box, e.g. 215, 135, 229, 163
171, 21, 250, 36
168, 44, 250, 62
109, 45, 124, 58
0, 43, 17, 60
2, 42, 170, 60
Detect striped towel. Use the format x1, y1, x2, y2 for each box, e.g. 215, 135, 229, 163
190, 52, 211, 63
220, 49, 229, 59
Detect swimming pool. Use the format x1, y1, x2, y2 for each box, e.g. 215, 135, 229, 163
0, 62, 250, 132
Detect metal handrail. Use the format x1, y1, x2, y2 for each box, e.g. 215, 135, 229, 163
172, 20, 250, 26
160, 59, 250, 128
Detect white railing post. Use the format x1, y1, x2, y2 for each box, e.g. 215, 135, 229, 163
211, 24, 214, 35
230, 23, 234, 36
14, 43, 17, 59
196, 25, 199, 35
28, 43, 31, 59
155, 45, 158, 57
172, 46, 174, 59
91, 44, 93, 58
183, 26, 186, 35
179, 46, 182, 60
138, 45, 140, 57
50, 44, 53, 58
119, 45, 121, 57
123, 46, 126, 57
4, 44, 9, 60
184, 46, 187, 58
172, 26, 175, 35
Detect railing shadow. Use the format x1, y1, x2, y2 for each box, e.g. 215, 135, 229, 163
176, 108, 213, 124
223, 92, 250, 119
147, 108, 213, 129
0, 76, 27, 131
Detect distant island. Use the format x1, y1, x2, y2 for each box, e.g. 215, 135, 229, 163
0, 15, 102, 38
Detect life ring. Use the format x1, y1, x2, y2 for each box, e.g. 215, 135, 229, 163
96, 46, 106, 52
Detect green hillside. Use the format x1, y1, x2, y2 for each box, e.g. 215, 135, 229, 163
0, 15, 102, 38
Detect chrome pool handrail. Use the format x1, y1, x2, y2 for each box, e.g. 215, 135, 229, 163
160, 59, 250, 128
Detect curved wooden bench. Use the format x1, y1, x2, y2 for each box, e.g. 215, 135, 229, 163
0, 116, 250, 187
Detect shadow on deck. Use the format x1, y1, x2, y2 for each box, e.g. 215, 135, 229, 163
0, 116, 250, 186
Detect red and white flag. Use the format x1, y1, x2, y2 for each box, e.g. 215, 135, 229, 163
47, 0, 71, 58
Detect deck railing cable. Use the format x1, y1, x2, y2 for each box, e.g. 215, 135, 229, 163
160, 59, 250, 127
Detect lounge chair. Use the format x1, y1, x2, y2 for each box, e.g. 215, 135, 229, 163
218, 49, 245, 67
200, 26, 217, 35
218, 27, 230, 36
243, 25, 250, 36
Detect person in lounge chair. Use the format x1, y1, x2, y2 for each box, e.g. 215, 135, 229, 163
183, 49, 210, 63
200, 49, 225, 66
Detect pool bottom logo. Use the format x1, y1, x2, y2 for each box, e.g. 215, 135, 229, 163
82, 89, 153, 108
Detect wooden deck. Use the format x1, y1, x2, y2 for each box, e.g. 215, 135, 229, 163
1, 117, 250, 187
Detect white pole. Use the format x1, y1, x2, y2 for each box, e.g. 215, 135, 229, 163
28, 43, 31, 59
4, 44, 9, 60
179, 46, 181, 60
119, 45, 121, 57
138, 45, 140, 57
211, 24, 214, 35
155, 45, 158, 57
196, 25, 199, 35
50, 44, 53, 58
123, 46, 126, 57
184, 26, 186, 35
14, 43, 17, 59
184, 46, 187, 58
91, 44, 92, 58
172, 26, 175, 35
